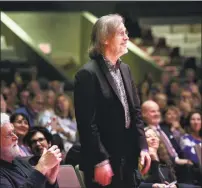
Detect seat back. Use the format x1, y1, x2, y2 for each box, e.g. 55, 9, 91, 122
75, 165, 86, 188
57, 165, 81, 188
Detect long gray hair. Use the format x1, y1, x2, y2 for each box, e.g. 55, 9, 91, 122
89, 14, 124, 59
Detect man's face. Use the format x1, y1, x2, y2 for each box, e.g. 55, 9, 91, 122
0, 94, 7, 113
20, 90, 30, 106
30, 94, 44, 114
105, 22, 129, 58
155, 94, 167, 110
30, 81, 40, 94
0, 123, 20, 160
144, 103, 161, 126
30, 131, 51, 156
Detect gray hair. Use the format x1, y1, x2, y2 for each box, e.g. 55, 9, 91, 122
89, 14, 124, 59
0, 113, 10, 127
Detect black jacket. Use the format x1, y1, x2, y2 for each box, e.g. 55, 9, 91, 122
74, 55, 148, 171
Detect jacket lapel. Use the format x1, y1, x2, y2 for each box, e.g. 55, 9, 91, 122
119, 63, 134, 107
97, 56, 122, 102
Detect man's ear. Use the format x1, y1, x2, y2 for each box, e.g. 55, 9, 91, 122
104, 39, 109, 45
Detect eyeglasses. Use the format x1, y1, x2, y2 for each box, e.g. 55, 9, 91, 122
30, 137, 46, 145
116, 30, 129, 37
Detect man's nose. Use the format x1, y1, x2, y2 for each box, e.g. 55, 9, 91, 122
12, 133, 18, 141
124, 34, 129, 40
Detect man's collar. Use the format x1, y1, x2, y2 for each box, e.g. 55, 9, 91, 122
102, 55, 122, 71
148, 124, 160, 130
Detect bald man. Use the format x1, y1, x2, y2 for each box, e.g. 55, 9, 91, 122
141, 100, 193, 166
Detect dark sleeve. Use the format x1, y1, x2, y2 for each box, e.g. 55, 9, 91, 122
20, 169, 48, 188
21, 169, 59, 188
143, 160, 160, 183
0, 169, 48, 188
74, 69, 109, 166
0, 175, 13, 188
22, 169, 59, 188
46, 181, 59, 188
127, 65, 148, 151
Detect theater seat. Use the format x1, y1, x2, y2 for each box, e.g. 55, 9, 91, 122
57, 165, 81, 188
75, 165, 86, 188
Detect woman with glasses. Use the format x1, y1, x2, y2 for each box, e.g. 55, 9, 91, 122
23, 126, 53, 166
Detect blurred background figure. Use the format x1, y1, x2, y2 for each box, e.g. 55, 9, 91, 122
180, 111, 202, 165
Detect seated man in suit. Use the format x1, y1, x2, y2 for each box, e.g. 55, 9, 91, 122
0, 112, 62, 188
141, 100, 193, 166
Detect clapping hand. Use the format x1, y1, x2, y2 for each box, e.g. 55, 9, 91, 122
140, 150, 151, 175
35, 145, 62, 178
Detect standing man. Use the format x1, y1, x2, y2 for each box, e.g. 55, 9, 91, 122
74, 14, 151, 188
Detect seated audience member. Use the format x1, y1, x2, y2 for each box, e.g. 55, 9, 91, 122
27, 80, 41, 95
38, 89, 56, 127
189, 84, 201, 110
180, 111, 202, 165
49, 80, 63, 94
140, 127, 201, 188
15, 92, 45, 127
51, 94, 77, 152
160, 71, 171, 93
161, 106, 185, 152
154, 93, 168, 116
138, 73, 153, 103
10, 113, 32, 156
23, 126, 65, 166
0, 112, 62, 188
166, 79, 180, 106
151, 37, 170, 57
1, 94, 7, 113
2, 86, 18, 114
178, 89, 195, 128
141, 100, 192, 166
140, 127, 177, 188
18, 89, 30, 108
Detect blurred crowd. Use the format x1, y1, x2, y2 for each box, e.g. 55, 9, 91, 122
1, 63, 201, 187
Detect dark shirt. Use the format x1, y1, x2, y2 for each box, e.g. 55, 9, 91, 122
0, 157, 58, 188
